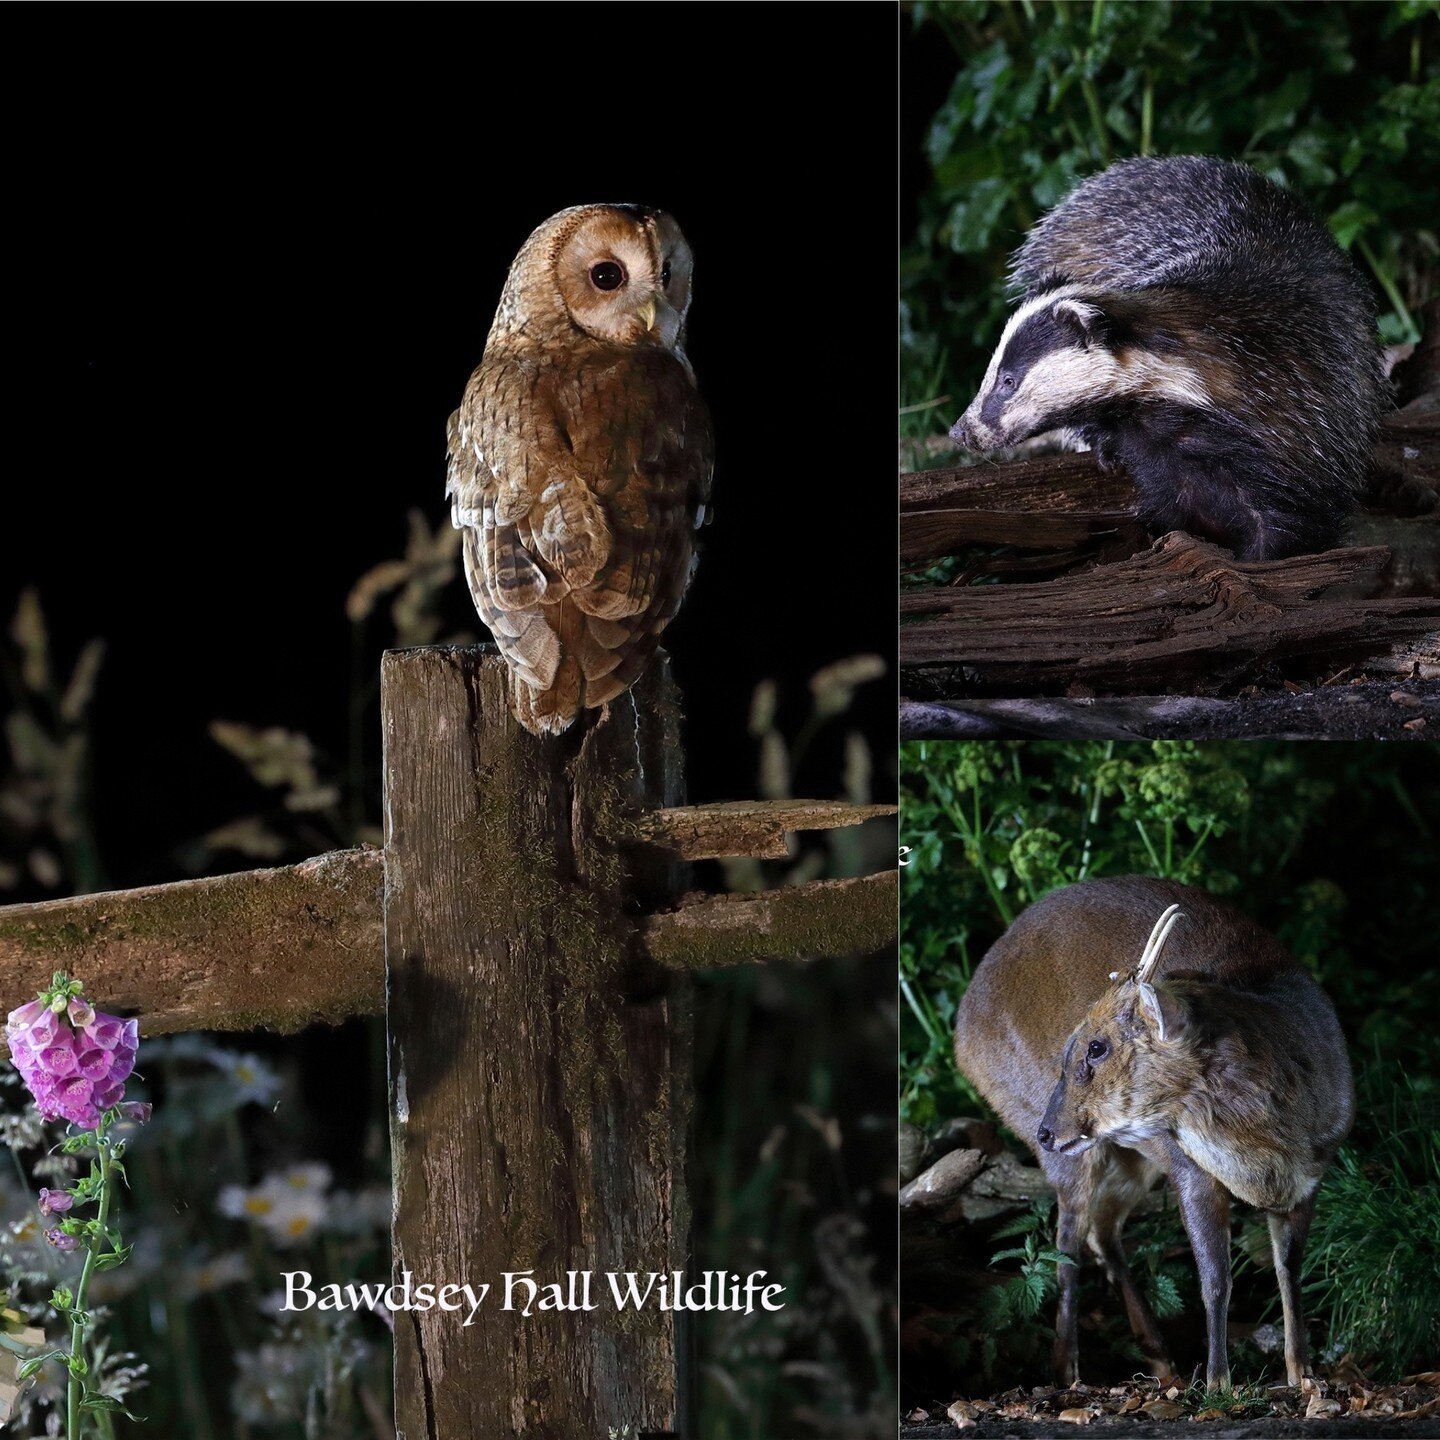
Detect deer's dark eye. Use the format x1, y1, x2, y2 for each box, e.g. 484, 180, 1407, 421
660, 260, 672, 286
590, 261, 625, 291
1000, 372, 1017, 393
1087, 1038, 1110, 1061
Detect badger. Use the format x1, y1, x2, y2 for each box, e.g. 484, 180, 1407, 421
950, 155, 1388, 560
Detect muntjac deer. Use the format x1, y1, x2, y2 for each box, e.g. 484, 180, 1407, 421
954, 876, 1353, 1389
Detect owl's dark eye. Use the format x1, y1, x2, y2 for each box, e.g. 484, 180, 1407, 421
1000, 372, 1017, 393
660, 260, 672, 287
1087, 1038, 1110, 1061
590, 261, 626, 292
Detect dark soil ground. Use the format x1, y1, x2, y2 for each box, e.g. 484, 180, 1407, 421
901, 1376, 1440, 1438
902, 1418, 1436, 1437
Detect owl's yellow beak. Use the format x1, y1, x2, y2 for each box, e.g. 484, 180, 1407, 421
636, 298, 658, 333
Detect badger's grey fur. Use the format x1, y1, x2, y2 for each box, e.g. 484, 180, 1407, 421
951, 156, 1388, 560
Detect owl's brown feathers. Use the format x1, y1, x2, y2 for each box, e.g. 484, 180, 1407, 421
447, 204, 713, 734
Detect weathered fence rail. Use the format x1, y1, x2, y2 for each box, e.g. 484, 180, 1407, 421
0, 645, 897, 1438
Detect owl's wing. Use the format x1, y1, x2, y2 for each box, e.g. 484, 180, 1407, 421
446, 357, 571, 694
449, 346, 713, 726
550, 349, 714, 704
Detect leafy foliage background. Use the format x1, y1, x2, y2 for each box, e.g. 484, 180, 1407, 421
901, 1, 1440, 436
900, 741, 1440, 1382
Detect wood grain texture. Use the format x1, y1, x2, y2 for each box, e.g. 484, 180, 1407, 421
0, 848, 383, 1034
0, 845, 898, 1037
901, 533, 1440, 691
383, 646, 688, 1440
900, 401, 1440, 560
900, 453, 1136, 558
632, 799, 897, 860
642, 872, 898, 971
900, 682, 1440, 741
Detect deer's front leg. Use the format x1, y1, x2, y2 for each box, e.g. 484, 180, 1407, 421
1161, 1141, 1233, 1390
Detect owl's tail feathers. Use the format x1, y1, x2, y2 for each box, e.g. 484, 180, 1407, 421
509, 668, 581, 736
504, 603, 666, 733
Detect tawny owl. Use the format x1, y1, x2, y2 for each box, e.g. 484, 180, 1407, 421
446, 204, 714, 735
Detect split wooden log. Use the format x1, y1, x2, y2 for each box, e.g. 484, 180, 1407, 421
631, 799, 896, 860
901, 533, 1440, 693
901, 398, 1440, 561
901, 454, 1139, 559
900, 679, 1440, 741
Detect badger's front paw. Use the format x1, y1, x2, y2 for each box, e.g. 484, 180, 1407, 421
1093, 434, 1122, 474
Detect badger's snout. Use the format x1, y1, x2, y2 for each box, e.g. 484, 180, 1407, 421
949, 413, 976, 449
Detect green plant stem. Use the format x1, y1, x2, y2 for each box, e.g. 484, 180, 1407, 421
1356, 235, 1418, 341
1134, 818, 1164, 874
1078, 72, 1112, 164
67, 1137, 113, 1440
1141, 70, 1154, 155
1181, 818, 1216, 871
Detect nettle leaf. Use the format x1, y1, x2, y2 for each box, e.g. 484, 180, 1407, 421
1150, 1269, 1186, 1319
1018, 1269, 1050, 1317
1037, 1247, 1078, 1267
989, 1245, 1031, 1266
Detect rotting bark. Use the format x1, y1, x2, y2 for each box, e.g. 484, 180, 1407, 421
902, 533, 1440, 694
630, 799, 897, 860
901, 391, 1440, 563
383, 647, 690, 1440
901, 453, 1141, 559
900, 679, 1440, 741
641, 871, 897, 971
0, 848, 383, 1034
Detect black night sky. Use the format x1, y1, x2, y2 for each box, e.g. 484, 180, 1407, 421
3, 9, 899, 892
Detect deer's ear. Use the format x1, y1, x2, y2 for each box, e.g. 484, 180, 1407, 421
1137, 982, 1186, 1042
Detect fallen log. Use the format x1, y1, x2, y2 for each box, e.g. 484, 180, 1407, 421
900, 678, 1440, 741
901, 533, 1440, 694
901, 398, 1440, 561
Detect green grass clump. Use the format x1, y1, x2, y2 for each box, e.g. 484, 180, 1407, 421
1303, 1066, 1440, 1376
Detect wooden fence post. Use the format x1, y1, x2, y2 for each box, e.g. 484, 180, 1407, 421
383, 646, 689, 1440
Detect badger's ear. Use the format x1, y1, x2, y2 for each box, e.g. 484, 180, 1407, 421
1052, 297, 1108, 348
1136, 981, 1186, 1042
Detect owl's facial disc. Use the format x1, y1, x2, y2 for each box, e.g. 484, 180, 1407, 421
555, 208, 692, 350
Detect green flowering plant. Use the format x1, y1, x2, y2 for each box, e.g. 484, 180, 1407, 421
5, 973, 147, 1435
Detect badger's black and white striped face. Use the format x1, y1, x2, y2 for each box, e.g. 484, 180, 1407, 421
950, 286, 1210, 452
